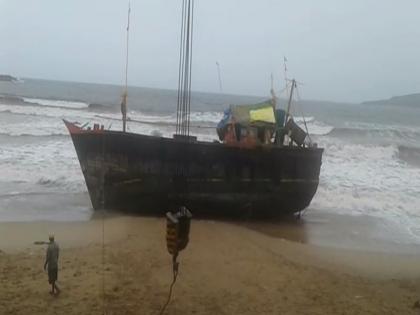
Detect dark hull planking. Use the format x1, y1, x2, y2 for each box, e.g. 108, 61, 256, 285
65, 121, 323, 217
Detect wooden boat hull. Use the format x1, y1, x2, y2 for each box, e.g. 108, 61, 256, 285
65, 121, 323, 217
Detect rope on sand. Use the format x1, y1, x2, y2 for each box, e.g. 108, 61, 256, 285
158, 259, 179, 315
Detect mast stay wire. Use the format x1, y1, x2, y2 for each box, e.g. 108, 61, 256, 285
283, 56, 289, 100
176, 0, 187, 134
294, 85, 312, 144
176, 0, 194, 137
102, 207, 106, 314
92, 114, 215, 129
183, 0, 192, 136
101, 131, 107, 315
187, 0, 194, 136
275, 83, 291, 100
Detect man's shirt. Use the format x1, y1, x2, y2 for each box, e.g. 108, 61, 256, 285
46, 241, 59, 269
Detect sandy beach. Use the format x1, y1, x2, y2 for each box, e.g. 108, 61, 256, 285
0, 214, 419, 315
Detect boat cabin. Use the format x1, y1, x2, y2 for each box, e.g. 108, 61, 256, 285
217, 101, 308, 148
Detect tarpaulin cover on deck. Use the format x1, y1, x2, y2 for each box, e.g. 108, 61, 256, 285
230, 100, 275, 125
217, 100, 284, 141
216, 109, 233, 140
250, 106, 276, 123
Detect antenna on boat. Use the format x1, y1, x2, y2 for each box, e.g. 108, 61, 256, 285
283, 56, 289, 100
283, 56, 288, 83
121, 1, 131, 133
216, 61, 223, 93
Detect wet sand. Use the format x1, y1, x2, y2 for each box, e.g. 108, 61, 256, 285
242, 210, 420, 255
0, 214, 420, 314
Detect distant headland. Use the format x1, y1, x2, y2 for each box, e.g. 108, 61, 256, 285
363, 93, 420, 108
0, 74, 18, 82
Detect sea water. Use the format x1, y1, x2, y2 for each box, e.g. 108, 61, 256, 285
0, 78, 419, 244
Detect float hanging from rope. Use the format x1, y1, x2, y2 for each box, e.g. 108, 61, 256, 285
166, 206, 192, 257
159, 207, 192, 315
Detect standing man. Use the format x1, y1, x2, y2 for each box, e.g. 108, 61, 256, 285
44, 234, 60, 295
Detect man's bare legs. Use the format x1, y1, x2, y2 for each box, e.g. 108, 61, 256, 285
50, 282, 60, 295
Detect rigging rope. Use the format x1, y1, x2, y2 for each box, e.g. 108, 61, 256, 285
187, 0, 194, 135
101, 131, 107, 314
174, 0, 195, 204
176, 0, 186, 134
102, 208, 106, 315
276, 83, 291, 98
295, 85, 312, 144
176, 0, 194, 137
158, 257, 179, 315
92, 115, 215, 129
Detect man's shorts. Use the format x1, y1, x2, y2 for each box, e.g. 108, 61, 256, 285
48, 267, 58, 284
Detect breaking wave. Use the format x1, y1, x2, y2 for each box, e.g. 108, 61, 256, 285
23, 97, 89, 109
311, 140, 420, 236
0, 102, 221, 124
294, 116, 314, 123
327, 125, 420, 143
0, 139, 86, 194
36, 176, 74, 188
88, 103, 116, 112
297, 120, 334, 136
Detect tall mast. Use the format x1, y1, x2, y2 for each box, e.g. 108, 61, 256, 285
216, 61, 223, 93
283, 56, 289, 100
121, 2, 131, 133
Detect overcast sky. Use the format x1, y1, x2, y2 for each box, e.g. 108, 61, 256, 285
1, 0, 419, 102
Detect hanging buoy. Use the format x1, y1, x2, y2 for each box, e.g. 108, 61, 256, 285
159, 207, 192, 315
166, 206, 192, 257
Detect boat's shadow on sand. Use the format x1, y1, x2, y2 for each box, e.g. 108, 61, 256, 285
90, 209, 309, 244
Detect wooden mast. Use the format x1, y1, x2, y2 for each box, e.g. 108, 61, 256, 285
216, 61, 223, 93
121, 2, 131, 133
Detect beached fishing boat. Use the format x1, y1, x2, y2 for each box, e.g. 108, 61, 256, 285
64, 117, 322, 217
64, 0, 323, 217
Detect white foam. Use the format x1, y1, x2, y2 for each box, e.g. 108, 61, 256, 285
126, 110, 222, 124
0, 103, 221, 141
294, 116, 314, 123
0, 103, 96, 120
310, 138, 420, 240
23, 97, 89, 109
0, 139, 85, 194
297, 119, 334, 136
341, 121, 420, 142
189, 111, 223, 123
0, 115, 69, 136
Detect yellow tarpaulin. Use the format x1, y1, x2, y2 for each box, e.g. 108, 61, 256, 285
249, 106, 275, 124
